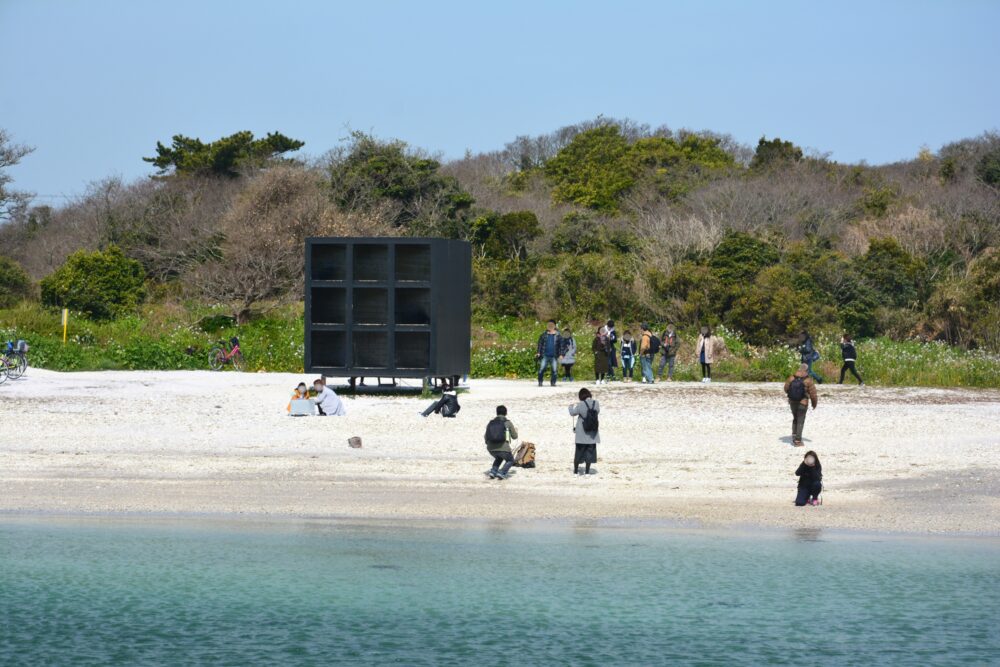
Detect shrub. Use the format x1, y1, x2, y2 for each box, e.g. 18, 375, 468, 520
39, 245, 146, 319
726, 265, 819, 345
0, 255, 32, 307
708, 231, 780, 287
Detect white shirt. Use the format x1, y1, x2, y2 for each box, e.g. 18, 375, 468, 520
314, 386, 346, 416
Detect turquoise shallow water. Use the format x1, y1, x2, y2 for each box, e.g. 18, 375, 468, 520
1, 519, 998, 666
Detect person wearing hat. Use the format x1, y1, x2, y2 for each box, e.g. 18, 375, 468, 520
784, 363, 818, 446
313, 377, 346, 416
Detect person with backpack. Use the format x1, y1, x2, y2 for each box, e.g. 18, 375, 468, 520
569, 387, 600, 475
638, 323, 658, 384
657, 324, 679, 381
419, 388, 460, 418
695, 326, 716, 383
838, 334, 864, 385
536, 319, 561, 387
559, 327, 577, 382
592, 327, 610, 384
484, 405, 519, 480
784, 363, 818, 447
620, 331, 637, 382
795, 450, 823, 506
798, 331, 824, 384
605, 320, 619, 381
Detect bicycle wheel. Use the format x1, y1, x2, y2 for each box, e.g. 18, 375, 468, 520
231, 351, 244, 372
9, 354, 26, 380
208, 347, 225, 371
0, 359, 9, 385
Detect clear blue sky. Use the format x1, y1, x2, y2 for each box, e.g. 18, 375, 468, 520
2, 0, 998, 203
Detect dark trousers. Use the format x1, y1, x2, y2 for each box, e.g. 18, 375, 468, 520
561, 363, 574, 381
789, 399, 808, 441
490, 451, 514, 475
538, 356, 558, 385
701, 362, 711, 378
622, 358, 635, 378
839, 361, 863, 384
795, 482, 822, 506
574, 443, 596, 473
658, 354, 676, 379
422, 398, 455, 417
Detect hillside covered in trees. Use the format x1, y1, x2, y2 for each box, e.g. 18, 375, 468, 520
1, 119, 999, 352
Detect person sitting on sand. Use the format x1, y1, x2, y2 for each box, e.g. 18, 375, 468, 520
287, 382, 309, 413
313, 378, 346, 416
795, 450, 823, 506
569, 387, 600, 475
484, 405, 519, 480
784, 363, 818, 446
420, 388, 460, 418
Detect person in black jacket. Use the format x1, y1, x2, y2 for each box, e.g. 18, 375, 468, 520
838, 334, 864, 385
795, 451, 823, 506
798, 331, 824, 384
420, 389, 460, 418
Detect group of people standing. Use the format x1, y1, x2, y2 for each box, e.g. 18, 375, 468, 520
536, 320, 724, 386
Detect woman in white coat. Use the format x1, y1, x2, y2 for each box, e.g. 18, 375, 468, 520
695, 326, 717, 383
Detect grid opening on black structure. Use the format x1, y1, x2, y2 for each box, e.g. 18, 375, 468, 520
312, 244, 346, 281
395, 288, 431, 325
353, 332, 389, 368
395, 244, 432, 282
353, 288, 388, 325
311, 287, 346, 324
311, 331, 346, 367
395, 332, 430, 369
353, 245, 389, 282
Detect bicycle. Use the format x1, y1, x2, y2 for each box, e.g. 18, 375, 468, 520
1, 341, 28, 383
209, 337, 244, 371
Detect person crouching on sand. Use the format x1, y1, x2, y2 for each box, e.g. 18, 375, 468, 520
569, 387, 600, 475
795, 451, 823, 506
313, 378, 347, 416
287, 382, 309, 413
484, 405, 518, 480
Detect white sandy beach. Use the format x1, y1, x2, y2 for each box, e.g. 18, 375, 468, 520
1, 369, 998, 534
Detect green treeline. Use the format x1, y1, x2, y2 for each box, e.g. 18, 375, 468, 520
1, 120, 999, 363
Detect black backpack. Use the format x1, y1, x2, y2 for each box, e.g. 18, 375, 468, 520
485, 417, 507, 445
647, 335, 661, 355
787, 376, 806, 402
581, 399, 599, 435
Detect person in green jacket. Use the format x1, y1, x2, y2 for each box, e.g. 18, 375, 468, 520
484, 405, 519, 480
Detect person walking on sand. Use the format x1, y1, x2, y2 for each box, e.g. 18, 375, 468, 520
795, 451, 823, 506
484, 405, 519, 480
695, 326, 716, 383
638, 323, 656, 384
658, 324, 679, 381
838, 334, 864, 386
313, 378, 347, 416
569, 387, 600, 475
798, 331, 824, 384
593, 327, 610, 384
605, 320, 619, 382
536, 319, 561, 387
620, 330, 637, 382
784, 363, 818, 446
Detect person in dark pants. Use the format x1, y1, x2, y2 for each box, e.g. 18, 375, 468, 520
593, 327, 610, 384
658, 324, 679, 381
420, 389, 460, 418
605, 320, 619, 381
620, 331, 637, 382
839, 334, 865, 385
559, 328, 577, 382
798, 331, 824, 384
784, 363, 818, 446
484, 405, 519, 480
795, 451, 823, 506
569, 387, 600, 475
536, 319, 560, 387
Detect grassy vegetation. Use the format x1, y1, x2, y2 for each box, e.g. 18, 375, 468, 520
5, 303, 996, 388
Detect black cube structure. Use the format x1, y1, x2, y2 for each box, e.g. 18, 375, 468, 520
305, 237, 472, 381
